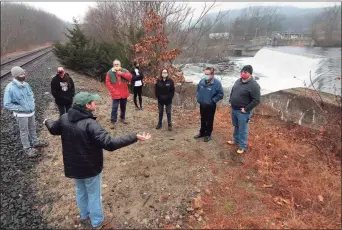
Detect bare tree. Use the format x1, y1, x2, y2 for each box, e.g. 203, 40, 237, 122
1, 2, 67, 55
321, 4, 341, 43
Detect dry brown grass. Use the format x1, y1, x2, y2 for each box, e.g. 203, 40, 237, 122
35, 71, 341, 229
200, 106, 341, 229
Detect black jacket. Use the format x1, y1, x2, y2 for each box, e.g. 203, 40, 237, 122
155, 78, 175, 104
131, 68, 144, 86
51, 73, 75, 105
229, 77, 261, 111
45, 105, 138, 179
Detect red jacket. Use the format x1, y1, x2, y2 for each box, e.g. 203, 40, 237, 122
105, 69, 133, 99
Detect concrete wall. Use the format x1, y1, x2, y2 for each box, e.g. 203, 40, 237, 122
142, 82, 340, 130
254, 88, 341, 130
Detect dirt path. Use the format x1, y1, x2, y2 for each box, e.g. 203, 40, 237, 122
35, 71, 341, 229
35, 71, 231, 229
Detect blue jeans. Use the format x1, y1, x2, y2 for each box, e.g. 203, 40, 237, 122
111, 98, 127, 122
74, 173, 103, 228
231, 109, 250, 150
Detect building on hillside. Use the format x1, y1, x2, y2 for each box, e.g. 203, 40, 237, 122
271, 30, 315, 46
271, 31, 312, 40
209, 32, 231, 39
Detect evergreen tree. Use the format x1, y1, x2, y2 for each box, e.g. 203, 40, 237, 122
54, 18, 131, 81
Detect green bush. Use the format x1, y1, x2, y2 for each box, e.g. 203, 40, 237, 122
54, 19, 132, 82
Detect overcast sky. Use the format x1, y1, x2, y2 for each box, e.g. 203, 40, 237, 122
25, 1, 339, 23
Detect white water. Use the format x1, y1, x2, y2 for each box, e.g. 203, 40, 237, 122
240, 47, 326, 94
181, 47, 341, 96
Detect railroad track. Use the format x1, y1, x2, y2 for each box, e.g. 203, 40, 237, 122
0, 46, 54, 80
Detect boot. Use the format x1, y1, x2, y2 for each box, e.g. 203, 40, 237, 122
167, 113, 172, 131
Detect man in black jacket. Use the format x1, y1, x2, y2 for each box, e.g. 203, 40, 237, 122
43, 92, 151, 229
51, 67, 75, 116
228, 65, 260, 154
155, 69, 175, 131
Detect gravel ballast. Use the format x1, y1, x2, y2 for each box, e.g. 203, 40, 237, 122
1, 53, 59, 229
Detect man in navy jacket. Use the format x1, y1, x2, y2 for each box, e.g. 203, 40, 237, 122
194, 67, 224, 142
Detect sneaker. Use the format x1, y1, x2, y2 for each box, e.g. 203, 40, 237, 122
156, 124, 162, 129
93, 215, 114, 229
237, 148, 245, 154
120, 119, 129, 124
24, 148, 38, 158
194, 133, 204, 139
227, 140, 237, 145
168, 125, 172, 131
140, 107, 144, 110
204, 136, 212, 142
135, 107, 140, 111
32, 140, 48, 148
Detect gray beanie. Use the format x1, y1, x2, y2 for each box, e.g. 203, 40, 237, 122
11, 66, 25, 78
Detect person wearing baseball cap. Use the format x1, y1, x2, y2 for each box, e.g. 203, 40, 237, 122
43, 91, 151, 229
51, 67, 75, 116
228, 65, 260, 154
3, 66, 49, 158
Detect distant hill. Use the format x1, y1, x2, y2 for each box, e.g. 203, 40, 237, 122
1, 2, 69, 55
204, 6, 325, 33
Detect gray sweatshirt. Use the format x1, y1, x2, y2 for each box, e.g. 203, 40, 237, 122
229, 77, 261, 111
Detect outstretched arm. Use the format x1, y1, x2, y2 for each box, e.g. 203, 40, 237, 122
45, 119, 62, 135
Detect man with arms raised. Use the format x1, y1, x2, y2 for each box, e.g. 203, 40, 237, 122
44, 92, 151, 229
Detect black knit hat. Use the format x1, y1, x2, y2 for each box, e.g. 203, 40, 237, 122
241, 65, 253, 75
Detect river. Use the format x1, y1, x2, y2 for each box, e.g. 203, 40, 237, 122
180, 46, 341, 96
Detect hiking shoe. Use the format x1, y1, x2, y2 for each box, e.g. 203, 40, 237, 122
194, 133, 204, 139
237, 148, 245, 154
204, 136, 212, 142
75, 216, 90, 228
168, 125, 172, 131
110, 122, 116, 129
32, 140, 48, 148
135, 107, 140, 111
120, 119, 129, 124
93, 215, 114, 229
227, 140, 237, 145
156, 124, 162, 129
24, 148, 38, 158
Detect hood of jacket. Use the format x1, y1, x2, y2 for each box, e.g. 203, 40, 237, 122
67, 105, 96, 123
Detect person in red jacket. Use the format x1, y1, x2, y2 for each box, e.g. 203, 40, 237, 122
105, 59, 133, 127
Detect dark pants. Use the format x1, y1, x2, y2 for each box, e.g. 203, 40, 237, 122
199, 104, 216, 137
158, 103, 172, 126
133, 86, 142, 108
111, 98, 127, 122
57, 103, 72, 117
